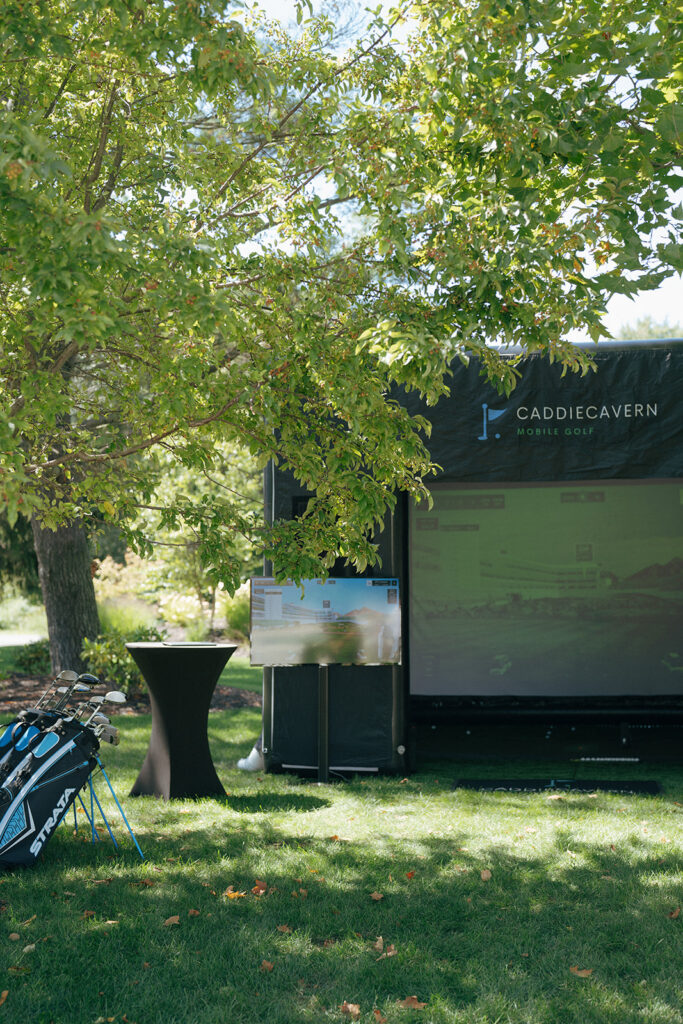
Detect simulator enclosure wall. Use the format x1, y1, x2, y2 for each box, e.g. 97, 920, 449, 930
265, 342, 683, 770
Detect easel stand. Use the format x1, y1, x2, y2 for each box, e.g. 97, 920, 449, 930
317, 665, 329, 783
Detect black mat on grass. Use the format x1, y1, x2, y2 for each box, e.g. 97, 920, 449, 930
453, 778, 660, 795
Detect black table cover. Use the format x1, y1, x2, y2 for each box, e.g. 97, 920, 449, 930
126, 642, 236, 799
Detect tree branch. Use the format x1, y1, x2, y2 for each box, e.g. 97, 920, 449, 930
92, 142, 124, 211
9, 339, 81, 417
43, 63, 77, 119
83, 81, 119, 214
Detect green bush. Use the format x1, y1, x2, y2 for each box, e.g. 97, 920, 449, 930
222, 583, 250, 640
185, 618, 210, 642
82, 625, 166, 698
14, 639, 51, 676
0, 585, 47, 633
98, 599, 158, 635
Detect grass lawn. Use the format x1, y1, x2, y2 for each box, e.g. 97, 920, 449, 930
1, 707, 682, 1024
219, 654, 262, 693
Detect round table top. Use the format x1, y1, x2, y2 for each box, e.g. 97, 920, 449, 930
126, 642, 237, 650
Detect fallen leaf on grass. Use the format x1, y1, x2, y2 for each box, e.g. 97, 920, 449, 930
22, 944, 36, 953
0, 991, 7, 1007
8, 933, 19, 942
21, 915, 36, 926
406, 871, 415, 880
373, 1011, 387, 1023
546, 794, 564, 801
400, 996, 427, 1009
570, 967, 593, 977
224, 886, 247, 900
669, 908, 680, 919
329, 835, 340, 841
188, 909, 200, 917
81, 910, 96, 919
373, 936, 384, 953
163, 915, 180, 927
260, 960, 274, 972
252, 879, 267, 896
277, 924, 292, 934
340, 1001, 361, 1019
376, 944, 397, 961
480, 869, 492, 882
7, 967, 29, 975
370, 892, 384, 902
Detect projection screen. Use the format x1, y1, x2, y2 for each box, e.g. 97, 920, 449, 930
409, 479, 683, 697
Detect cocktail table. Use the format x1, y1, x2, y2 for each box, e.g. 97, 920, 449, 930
126, 642, 236, 799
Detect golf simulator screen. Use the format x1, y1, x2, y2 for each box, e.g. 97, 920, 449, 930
250, 578, 401, 666
409, 479, 683, 697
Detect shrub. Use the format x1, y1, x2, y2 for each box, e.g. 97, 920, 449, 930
0, 585, 48, 634
14, 639, 51, 676
82, 625, 166, 698
157, 591, 205, 628
93, 553, 160, 604
222, 582, 250, 640
98, 599, 158, 635
185, 618, 210, 642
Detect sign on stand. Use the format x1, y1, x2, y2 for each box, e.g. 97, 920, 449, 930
250, 578, 401, 781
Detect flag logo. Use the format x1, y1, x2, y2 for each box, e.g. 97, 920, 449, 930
478, 403, 506, 440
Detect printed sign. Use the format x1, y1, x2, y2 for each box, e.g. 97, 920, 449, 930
251, 578, 401, 666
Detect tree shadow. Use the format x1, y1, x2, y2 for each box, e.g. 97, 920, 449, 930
9, 796, 681, 1024
221, 792, 330, 814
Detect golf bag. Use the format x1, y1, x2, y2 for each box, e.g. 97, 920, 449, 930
0, 717, 98, 867
0, 672, 139, 869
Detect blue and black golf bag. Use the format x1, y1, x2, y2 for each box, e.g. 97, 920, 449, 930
0, 671, 141, 868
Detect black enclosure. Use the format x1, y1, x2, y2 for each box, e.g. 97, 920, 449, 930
264, 340, 683, 769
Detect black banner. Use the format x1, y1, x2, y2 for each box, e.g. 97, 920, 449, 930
401, 343, 683, 481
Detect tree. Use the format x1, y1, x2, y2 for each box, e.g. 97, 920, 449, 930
134, 443, 262, 631
1, 0, 680, 669
613, 316, 683, 340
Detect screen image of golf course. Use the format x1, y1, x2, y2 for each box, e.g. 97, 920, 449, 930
410, 480, 683, 696
250, 578, 401, 666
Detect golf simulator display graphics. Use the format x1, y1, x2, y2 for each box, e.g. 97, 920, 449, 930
250, 578, 401, 667
410, 479, 683, 698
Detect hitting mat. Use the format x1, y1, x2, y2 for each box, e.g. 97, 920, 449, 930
453, 778, 660, 795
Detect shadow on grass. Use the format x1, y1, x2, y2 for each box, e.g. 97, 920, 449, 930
6, 711, 680, 1023
5, 797, 682, 1024
222, 793, 330, 814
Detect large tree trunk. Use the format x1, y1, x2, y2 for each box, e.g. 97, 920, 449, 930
31, 516, 100, 674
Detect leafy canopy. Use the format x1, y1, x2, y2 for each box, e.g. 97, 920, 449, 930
0, 0, 680, 585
